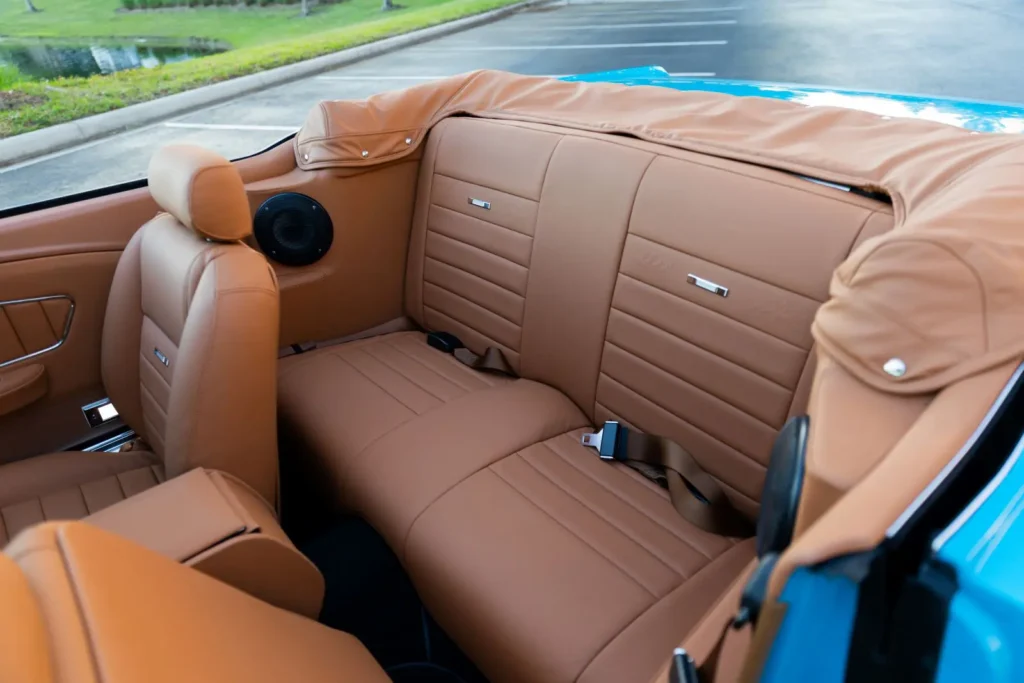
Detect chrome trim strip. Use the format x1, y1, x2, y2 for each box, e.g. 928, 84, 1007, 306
686, 274, 729, 297
0, 294, 75, 369
886, 362, 1024, 539
798, 175, 852, 192
82, 429, 136, 453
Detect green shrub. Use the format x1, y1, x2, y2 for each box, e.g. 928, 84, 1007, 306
0, 65, 24, 90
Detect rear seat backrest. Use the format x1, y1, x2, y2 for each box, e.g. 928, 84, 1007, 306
405, 118, 893, 512
405, 119, 561, 372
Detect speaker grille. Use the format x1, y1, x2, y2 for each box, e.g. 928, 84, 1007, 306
253, 193, 333, 267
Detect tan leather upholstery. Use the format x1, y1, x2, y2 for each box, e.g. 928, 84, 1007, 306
0, 452, 164, 547
2, 521, 388, 683
148, 144, 252, 242
0, 145, 280, 545
101, 205, 280, 503
84, 468, 325, 618
278, 116, 895, 683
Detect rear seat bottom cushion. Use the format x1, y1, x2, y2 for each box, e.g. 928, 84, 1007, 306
404, 429, 755, 683
278, 331, 514, 508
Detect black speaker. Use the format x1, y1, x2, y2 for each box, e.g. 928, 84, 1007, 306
253, 193, 333, 267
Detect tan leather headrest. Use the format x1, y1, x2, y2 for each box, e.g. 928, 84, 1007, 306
148, 144, 252, 242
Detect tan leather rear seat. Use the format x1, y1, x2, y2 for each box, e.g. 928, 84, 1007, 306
278, 117, 895, 682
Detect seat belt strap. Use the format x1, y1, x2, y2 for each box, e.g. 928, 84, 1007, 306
426, 331, 517, 377
582, 422, 754, 537
454, 346, 516, 376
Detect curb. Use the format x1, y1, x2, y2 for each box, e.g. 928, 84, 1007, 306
0, 0, 552, 168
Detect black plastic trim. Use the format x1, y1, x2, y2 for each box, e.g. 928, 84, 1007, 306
0, 133, 296, 220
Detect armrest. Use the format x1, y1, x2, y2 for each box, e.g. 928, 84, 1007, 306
84, 468, 324, 618
2, 522, 388, 683
0, 364, 47, 417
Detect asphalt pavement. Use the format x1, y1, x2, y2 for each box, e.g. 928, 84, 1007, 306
3, 0, 1023, 211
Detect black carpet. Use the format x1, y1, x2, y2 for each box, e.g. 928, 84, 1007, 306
300, 517, 489, 683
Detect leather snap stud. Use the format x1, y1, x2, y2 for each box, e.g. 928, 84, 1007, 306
883, 358, 907, 377
361, 150, 369, 158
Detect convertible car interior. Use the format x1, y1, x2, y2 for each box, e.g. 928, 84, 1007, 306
0, 70, 1021, 683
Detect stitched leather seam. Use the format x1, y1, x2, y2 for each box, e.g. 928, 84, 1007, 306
616, 272, 806, 352
55, 530, 105, 683
383, 336, 492, 392
423, 305, 521, 358
519, 448, 690, 583
490, 465, 659, 599
423, 254, 525, 299
426, 228, 530, 272
598, 375, 764, 498
601, 359, 775, 462
138, 349, 172, 391
425, 254, 527, 306
357, 344, 459, 404
327, 350, 427, 414
478, 119, 894, 212
547, 433, 716, 560
610, 306, 795, 393
429, 200, 536, 238
139, 381, 167, 419
604, 339, 785, 432
431, 170, 542, 204
423, 280, 523, 329
628, 232, 823, 305
576, 539, 755, 683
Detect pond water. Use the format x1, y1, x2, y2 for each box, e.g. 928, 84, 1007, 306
0, 38, 228, 81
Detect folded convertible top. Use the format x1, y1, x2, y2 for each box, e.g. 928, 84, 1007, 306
295, 70, 1024, 396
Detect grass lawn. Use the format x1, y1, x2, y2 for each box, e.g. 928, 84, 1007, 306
0, 0, 521, 137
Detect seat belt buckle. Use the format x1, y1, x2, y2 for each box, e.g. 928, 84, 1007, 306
581, 421, 627, 461
426, 331, 464, 354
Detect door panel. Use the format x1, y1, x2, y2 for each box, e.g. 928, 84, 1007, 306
0, 188, 155, 463
0, 295, 74, 366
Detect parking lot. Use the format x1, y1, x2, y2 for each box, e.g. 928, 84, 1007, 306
2, 0, 1023, 210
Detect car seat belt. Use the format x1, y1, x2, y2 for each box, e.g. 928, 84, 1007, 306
582, 421, 754, 537
426, 331, 517, 377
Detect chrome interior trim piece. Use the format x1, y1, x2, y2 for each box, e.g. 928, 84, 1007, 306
798, 175, 852, 192
82, 430, 137, 453
468, 197, 491, 210
0, 294, 75, 369
686, 274, 729, 297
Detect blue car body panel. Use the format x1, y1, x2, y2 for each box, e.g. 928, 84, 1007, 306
933, 432, 1024, 683
562, 67, 1024, 134
559, 67, 1024, 681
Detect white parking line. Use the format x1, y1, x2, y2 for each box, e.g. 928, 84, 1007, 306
533, 20, 737, 29
420, 41, 728, 51
569, 6, 742, 15
162, 122, 298, 132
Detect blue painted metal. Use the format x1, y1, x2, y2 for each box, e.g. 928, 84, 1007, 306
932, 433, 1024, 683
759, 568, 859, 683
562, 67, 1024, 133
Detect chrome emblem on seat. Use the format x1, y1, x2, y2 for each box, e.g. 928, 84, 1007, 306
154, 348, 170, 367
468, 197, 491, 210
687, 274, 729, 298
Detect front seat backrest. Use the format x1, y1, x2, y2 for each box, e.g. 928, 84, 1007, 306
100, 145, 280, 506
